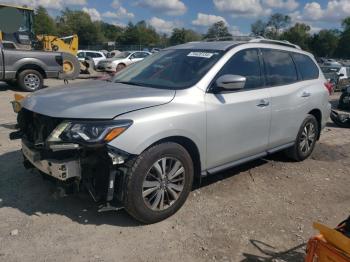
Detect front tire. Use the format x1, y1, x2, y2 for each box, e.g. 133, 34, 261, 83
116, 63, 126, 72
18, 69, 43, 92
285, 115, 319, 161
124, 142, 194, 224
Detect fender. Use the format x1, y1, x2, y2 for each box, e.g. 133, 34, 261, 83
12, 57, 48, 72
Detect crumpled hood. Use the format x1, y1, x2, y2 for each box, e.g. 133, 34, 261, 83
22, 80, 175, 119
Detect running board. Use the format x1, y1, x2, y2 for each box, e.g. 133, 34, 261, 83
204, 142, 295, 176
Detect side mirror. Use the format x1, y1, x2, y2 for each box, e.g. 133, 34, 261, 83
216, 74, 246, 90
338, 73, 345, 77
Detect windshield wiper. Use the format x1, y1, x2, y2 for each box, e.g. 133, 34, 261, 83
115, 81, 144, 86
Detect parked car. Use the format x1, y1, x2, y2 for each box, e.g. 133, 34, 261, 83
151, 48, 161, 53
13, 39, 331, 223
0, 41, 63, 91
321, 66, 350, 91
77, 50, 106, 67
97, 51, 151, 72
106, 50, 121, 58
322, 58, 342, 67
2, 40, 17, 49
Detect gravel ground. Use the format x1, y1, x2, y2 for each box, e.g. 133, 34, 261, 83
0, 79, 349, 262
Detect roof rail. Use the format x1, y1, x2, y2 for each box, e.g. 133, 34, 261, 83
248, 38, 301, 49
204, 35, 262, 42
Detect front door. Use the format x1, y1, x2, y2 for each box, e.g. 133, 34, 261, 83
206, 49, 271, 169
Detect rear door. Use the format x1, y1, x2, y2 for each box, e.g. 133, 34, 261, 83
262, 49, 316, 148
206, 48, 271, 169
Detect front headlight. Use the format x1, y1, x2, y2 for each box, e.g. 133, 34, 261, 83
47, 120, 132, 145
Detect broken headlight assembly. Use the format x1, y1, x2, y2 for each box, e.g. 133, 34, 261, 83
47, 120, 133, 146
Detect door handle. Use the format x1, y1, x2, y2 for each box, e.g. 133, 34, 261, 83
301, 91, 311, 97
257, 99, 270, 107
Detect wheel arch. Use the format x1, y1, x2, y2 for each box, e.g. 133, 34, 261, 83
144, 136, 202, 186
16, 64, 46, 79
308, 109, 322, 140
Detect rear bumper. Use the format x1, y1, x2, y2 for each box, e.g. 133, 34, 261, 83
22, 140, 81, 181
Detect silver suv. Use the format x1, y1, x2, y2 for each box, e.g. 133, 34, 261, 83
15, 39, 331, 223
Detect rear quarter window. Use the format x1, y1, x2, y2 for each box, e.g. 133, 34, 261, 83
292, 53, 319, 80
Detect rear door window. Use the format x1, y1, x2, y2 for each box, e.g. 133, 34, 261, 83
262, 49, 298, 86
292, 53, 319, 80
215, 49, 263, 89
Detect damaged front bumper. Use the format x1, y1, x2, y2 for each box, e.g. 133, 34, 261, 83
22, 140, 81, 181
19, 137, 133, 210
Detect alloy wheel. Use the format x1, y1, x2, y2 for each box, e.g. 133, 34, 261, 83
142, 157, 185, 211
299, 122, 316, 154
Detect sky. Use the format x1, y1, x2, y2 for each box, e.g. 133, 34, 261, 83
7, 0, 350, 35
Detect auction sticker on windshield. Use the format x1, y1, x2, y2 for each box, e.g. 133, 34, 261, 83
187, 52, 214, 58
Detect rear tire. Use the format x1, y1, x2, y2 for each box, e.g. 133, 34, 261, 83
124, 142, 194, 224
285, 115, 319, 161
18, 69, 43, 92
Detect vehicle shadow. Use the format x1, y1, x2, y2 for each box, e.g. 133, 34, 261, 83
199, 158, 268, 189
240, 239, 306, 261
0, 149, 141, 227
0, 146, 298, 227
0, 81, 48, 92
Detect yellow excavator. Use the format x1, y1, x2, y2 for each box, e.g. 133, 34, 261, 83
0, 4, 80, 79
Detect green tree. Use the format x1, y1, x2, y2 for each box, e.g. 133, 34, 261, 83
118, 21, 161, 46
251, 19, 267, 37
205, 21, 231, 39
56, 8, 105, 46
251, 13, 291, 39
98, 21, 124, 42
266, 13, 291, 39
336, 17, 350, 58
310, 29, 340, 57
33, 6, 57, 35
280, 23, 311, 50
169, 28, 201, 45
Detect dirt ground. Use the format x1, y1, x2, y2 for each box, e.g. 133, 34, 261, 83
0, 79, 349, 262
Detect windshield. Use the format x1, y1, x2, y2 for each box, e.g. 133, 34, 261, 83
113, 49, 223, 89
114, 51, 131, 59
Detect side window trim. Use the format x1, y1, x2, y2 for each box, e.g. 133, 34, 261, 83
257, 48, 267, 87
289, 52, 302, 81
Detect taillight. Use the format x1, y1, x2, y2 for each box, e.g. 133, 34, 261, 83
324, 82, 333, 95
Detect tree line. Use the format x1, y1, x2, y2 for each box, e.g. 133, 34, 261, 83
251, 13, 350, 59
34, 6, 350, 58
